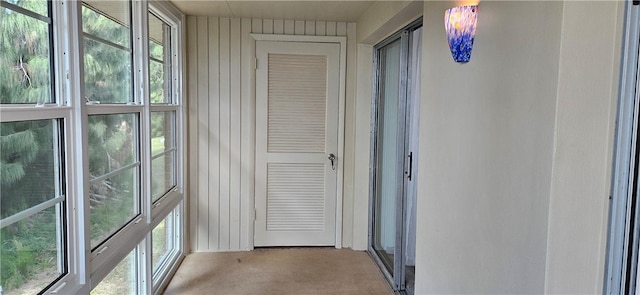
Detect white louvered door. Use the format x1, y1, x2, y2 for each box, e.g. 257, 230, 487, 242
254, 41, 340, 246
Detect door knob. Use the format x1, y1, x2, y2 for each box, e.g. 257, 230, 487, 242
328, 153, 336, 170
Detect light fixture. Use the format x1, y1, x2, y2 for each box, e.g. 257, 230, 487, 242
444, 5, 478, 63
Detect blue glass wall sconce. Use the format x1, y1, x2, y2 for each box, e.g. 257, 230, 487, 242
444, 5, 478, 63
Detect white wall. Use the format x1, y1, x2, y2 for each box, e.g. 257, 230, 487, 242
185, 17, 358, 252
352, 43, 374, 250
416, 2, 563, 292
411, 1, 623, 294
544, 2, 622, 293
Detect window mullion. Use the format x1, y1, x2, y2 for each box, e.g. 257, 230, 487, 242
68, 0, 92, 290
133, 1, 153, 294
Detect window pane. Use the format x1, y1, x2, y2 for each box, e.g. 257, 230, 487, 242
152, 213, 175, 273
0, 205, 65, 294
82, 2, 132, 104
151, 112, 176, 201
148, 13, 164, 61
88, 114, 137, 175
0, 7, 53, 104
151, 112, 175, 152
1, 120, 59, 219
89, 166, 138, 248
88, 114, 139, 248
4, 0, 48, 17
148, 12, 172, 104
149, 59, 166, 104
83, 38, 132, 104
0, 119, 65, 293
373, 39, 403, 275
91, 249, 138, 295
82, 2, 131, 48
151, 152, 175, 202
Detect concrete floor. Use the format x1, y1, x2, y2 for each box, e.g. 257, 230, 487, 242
163, 248, 392, 295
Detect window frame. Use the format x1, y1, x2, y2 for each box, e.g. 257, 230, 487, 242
0, 1, 73, 293
81, 1, 135, 105
84, 1, 185, 293
82, 2, 147, 282
146, 3, 185, 293
147, 1, 185, 222
0, 119, 69, 292
0, 0, 185, 293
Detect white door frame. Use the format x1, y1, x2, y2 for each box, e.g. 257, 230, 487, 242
250, 33, 347, 248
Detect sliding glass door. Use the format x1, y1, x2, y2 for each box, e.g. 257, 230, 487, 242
372, 36, 404, 277
369, 20, 422, 294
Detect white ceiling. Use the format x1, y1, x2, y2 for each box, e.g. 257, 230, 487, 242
169, 1, 376, 22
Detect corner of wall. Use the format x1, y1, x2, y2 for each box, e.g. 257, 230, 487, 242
544, 1, 625, 293
351, 43, 374, 251
356, 1, 422, 44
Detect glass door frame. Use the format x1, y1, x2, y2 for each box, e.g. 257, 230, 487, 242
604, 1, 640, 293
368, 18, 422, 292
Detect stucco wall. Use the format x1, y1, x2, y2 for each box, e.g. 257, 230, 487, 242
408, 1, 624, 293
544, 2, 622, 293
415, 1, 563, 292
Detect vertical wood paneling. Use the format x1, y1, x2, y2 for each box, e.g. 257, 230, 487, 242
196, 16, 210, 251
273, 19, 284, 34
263, 19, 273, 34
219, 17, 231, 250
240, 18, 254, 250
336, 22, 347, 36
305, 21, 315, 35
252, 19, 262, 34
186, 16, 198, 252
187, 17, 357, 252
229, 18, 242, 250
326, 22, 337, 36
284, 20, 294, 35
294, 20, 305, 35
208, 17, 220, 250
316, 21, 326, 36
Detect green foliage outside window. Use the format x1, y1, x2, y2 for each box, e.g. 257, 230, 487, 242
1, 1, 60, 291
0, 1, 52, 105
1, 1, 175, 292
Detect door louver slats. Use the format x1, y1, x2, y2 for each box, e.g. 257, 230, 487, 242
267, 54, 327, 153
266, 163, 326, 231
